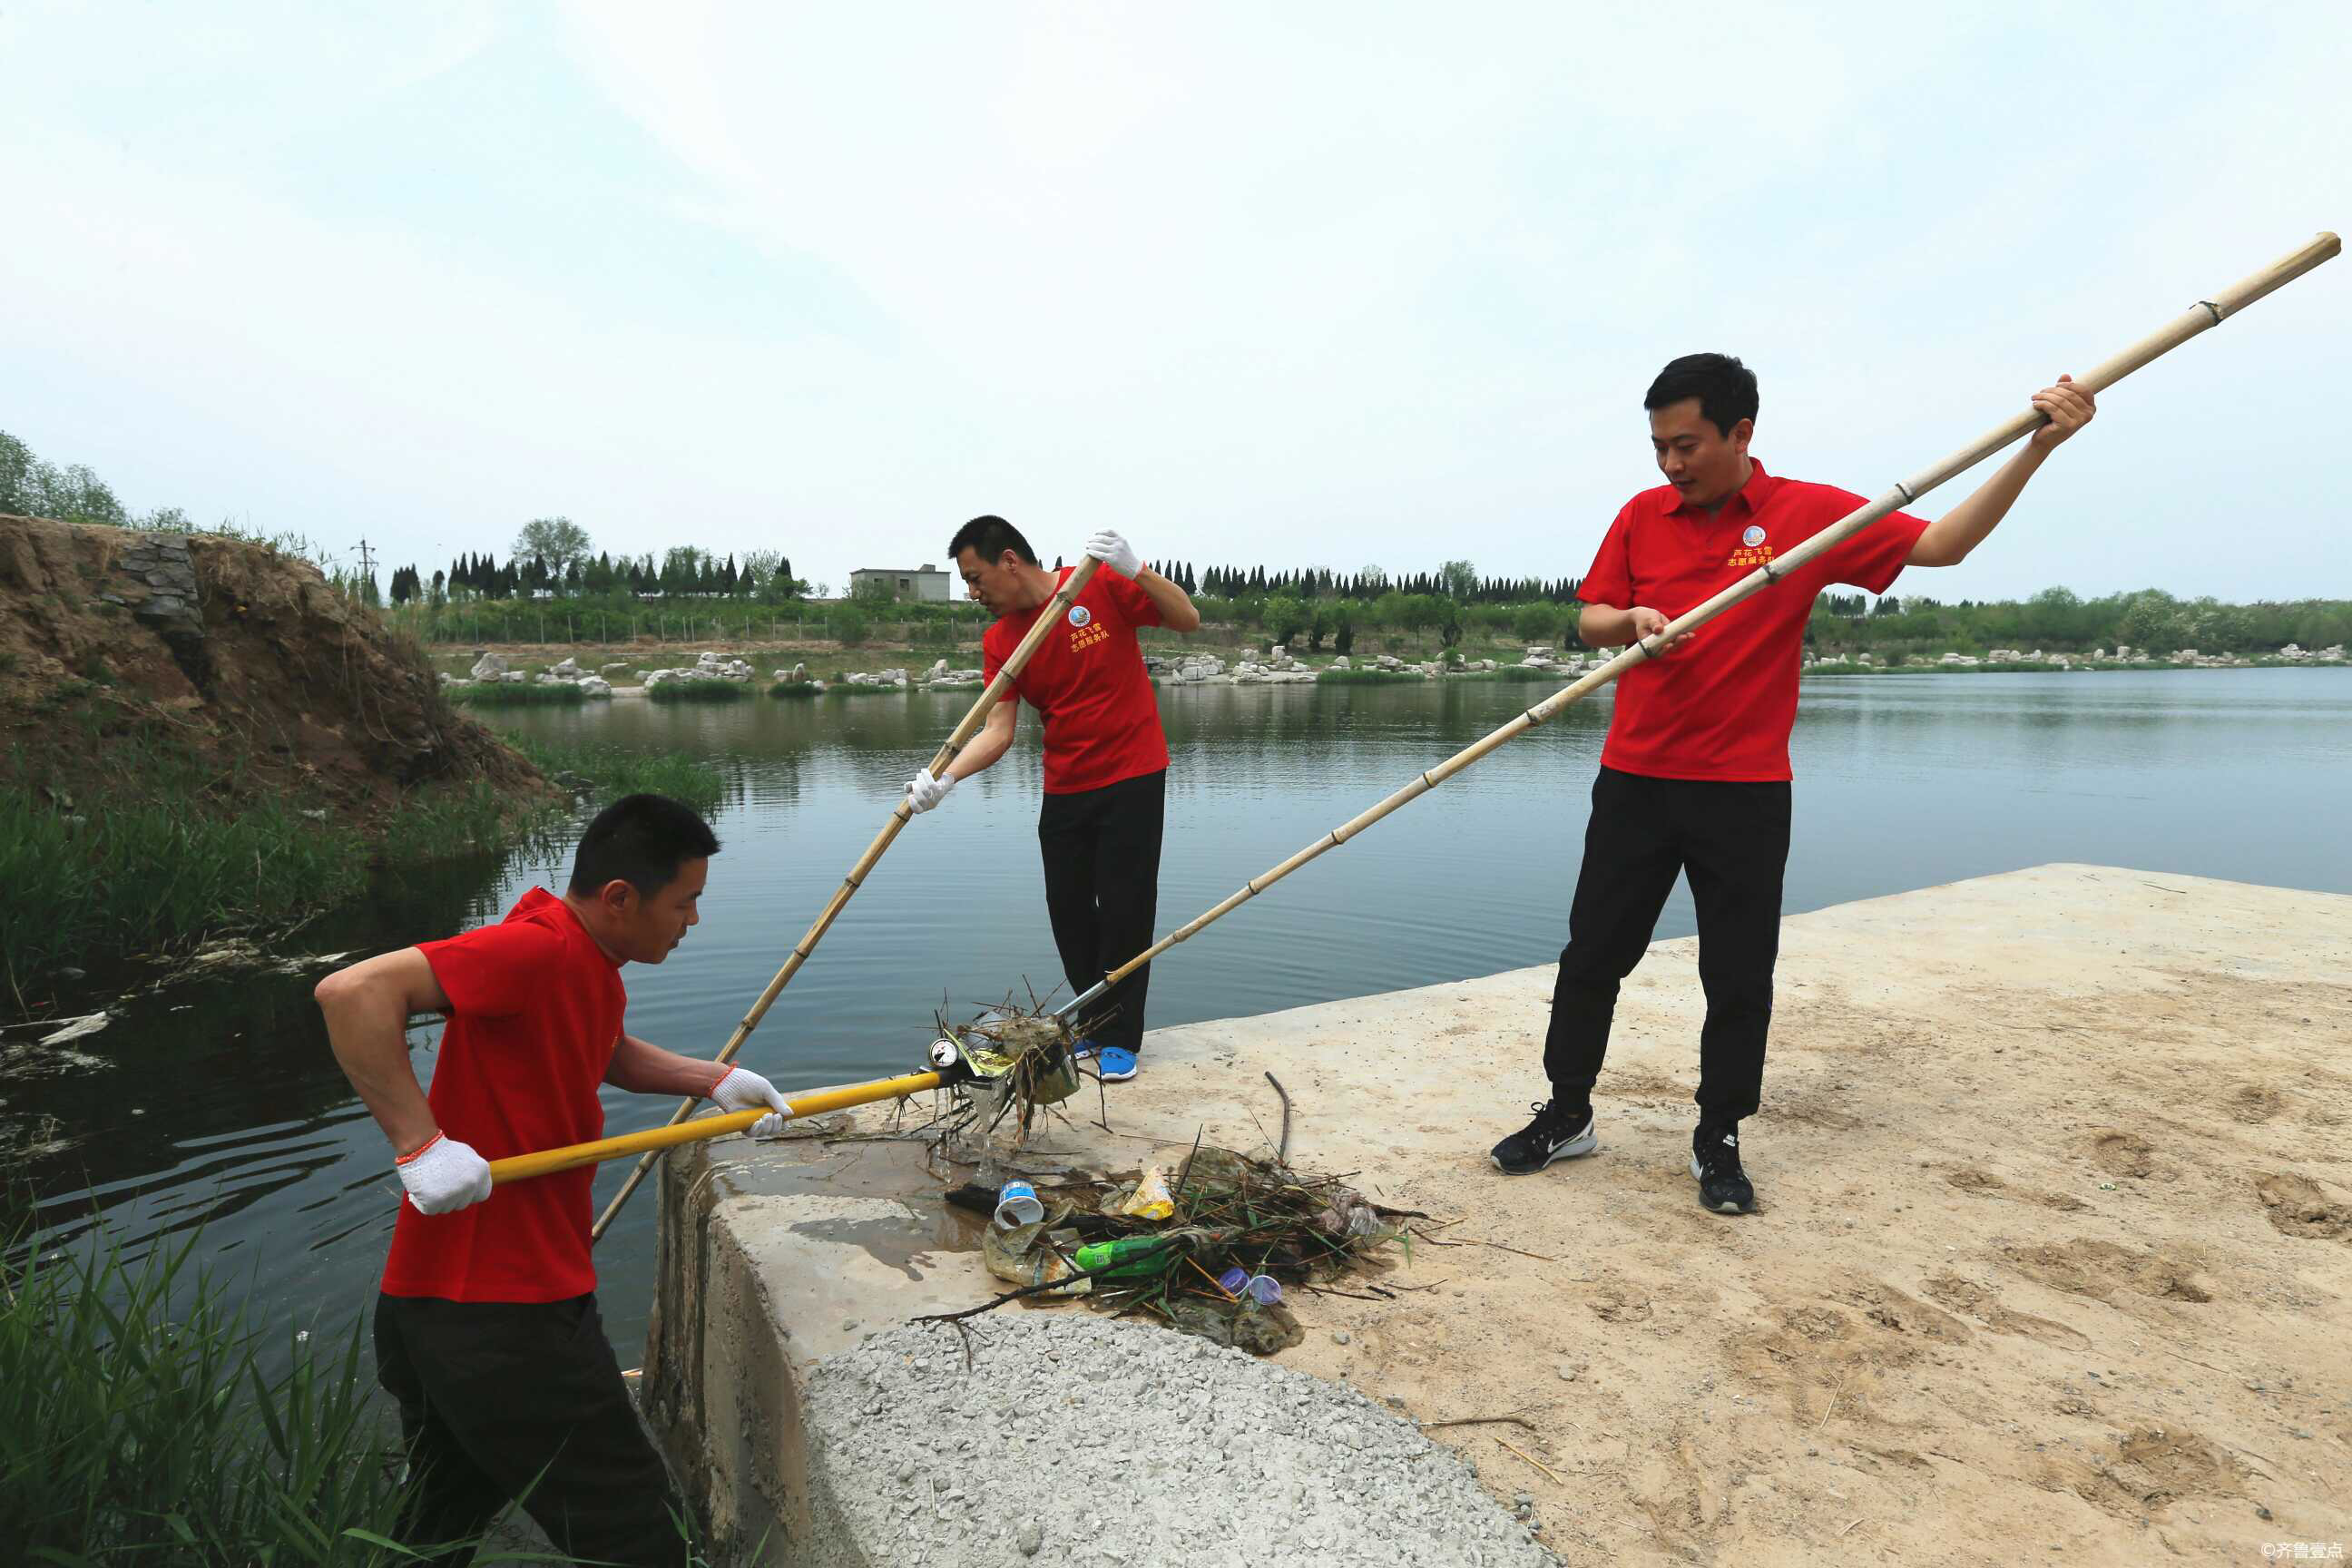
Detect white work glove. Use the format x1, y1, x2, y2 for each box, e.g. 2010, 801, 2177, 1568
395, 1132, 493, 1216
1083, 529, 1143, 578
711, 1065, 792, 1139
905, 767, 957, 814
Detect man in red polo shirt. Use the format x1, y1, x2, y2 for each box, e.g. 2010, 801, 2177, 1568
1492, 353, 2095, 1212
315, 794, 789, 1566
903, 515, 1200, 1082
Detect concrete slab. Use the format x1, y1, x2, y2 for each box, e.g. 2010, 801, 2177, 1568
644, 864, 2352, 1565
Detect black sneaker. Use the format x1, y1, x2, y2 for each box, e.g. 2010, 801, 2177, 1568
1690, 1122, 1755, 1214
1490, 1100, 1596, 1175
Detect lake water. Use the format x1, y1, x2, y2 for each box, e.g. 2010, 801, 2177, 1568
21, 670, 2352, 1359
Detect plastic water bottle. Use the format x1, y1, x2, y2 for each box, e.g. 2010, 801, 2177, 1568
1071, 1235, 1175, 1279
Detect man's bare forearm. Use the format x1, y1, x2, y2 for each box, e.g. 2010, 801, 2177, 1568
1907, 443, 2047, 567
318, 974, 439, 1156
945, 706, 1016, 781
1134, 567, 1201, 633
603, 1034, 728, 1097
1578, 603, 1637, 646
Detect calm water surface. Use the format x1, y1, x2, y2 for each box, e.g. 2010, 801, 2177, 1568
22, 670, 2351, 1357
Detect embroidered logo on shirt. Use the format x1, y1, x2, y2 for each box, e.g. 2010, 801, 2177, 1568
1067, 605, 1093, 628
1729, 522, 1776, 569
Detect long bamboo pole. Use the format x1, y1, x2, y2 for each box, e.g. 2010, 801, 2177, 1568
589, 556, 1102, 1241
1054, 232, 2339, 1027
493, 1069, 949, 1188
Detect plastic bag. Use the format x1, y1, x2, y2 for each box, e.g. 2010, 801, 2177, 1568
980, 1216, 1090, 1298
1119, 1166, 1175, 1221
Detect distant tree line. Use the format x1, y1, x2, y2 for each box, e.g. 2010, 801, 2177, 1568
9, 428, 2346, 657
1805, 584, 2351, 659
1142, 559, 1583, 604
392, 541, 804, 606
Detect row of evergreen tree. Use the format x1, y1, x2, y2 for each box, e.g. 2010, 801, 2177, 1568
1144, 563, 1584, 603
390, 550, 798, 604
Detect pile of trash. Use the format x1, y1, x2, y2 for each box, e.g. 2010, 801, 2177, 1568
951, 1143, 1401, 1356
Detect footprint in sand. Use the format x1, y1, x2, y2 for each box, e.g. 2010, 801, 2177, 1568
2225, 1083, 2287, 1124
1922, 1271, 2092, 1349
2089, 1130, 2160, 1181
1943, 1167, 2090, 1212
2001, 1239, 2215, 1305
2254, 1171, 2352, 1242
2039, 1424, 2247, 1521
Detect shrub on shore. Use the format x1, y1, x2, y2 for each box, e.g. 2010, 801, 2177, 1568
446, 681, 587, 707
646, 680, 753, 703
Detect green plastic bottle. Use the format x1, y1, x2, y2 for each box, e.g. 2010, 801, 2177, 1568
1072, 1235, 1174, 1279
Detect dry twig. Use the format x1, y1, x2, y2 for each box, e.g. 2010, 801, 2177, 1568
1495, 1437, 1564, 1485
1421, 1414, 1541, 1435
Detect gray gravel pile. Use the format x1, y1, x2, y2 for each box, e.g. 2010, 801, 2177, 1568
801, 1312, 1559, 1568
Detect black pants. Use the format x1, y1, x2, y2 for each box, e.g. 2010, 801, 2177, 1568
1038, 769, 1166, 1054
375, 1292, 686, 1568
1543, 766, 1792, 1125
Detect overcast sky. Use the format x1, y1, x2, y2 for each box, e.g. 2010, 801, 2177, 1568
5, 2, 2347, 603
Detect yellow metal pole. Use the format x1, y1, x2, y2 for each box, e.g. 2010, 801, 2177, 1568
491, 1069, 947, 1187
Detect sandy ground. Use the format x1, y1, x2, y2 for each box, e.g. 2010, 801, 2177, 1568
950, 864, 2352, 1565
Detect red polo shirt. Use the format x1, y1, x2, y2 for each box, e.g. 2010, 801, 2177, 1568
1577, 461, 1927, 781
983, 565, 1169, 794
381, 888, 626, 1304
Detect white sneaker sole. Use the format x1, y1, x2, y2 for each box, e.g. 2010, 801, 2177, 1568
1491, 1122, 1597, 1174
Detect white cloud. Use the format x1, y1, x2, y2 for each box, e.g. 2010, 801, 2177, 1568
5, 0, 2347, 598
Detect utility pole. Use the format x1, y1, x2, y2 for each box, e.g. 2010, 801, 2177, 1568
353, 538, 376, 604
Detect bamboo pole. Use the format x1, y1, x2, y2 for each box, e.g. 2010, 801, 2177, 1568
589, 555, 1102, 1240
492, 1069, 949, 1188
1054, 232, 2339, 1026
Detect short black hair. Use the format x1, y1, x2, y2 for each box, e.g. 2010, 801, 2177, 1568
569, 794, 719, 897
1643, 353, 1759, 438
946, 514, 1037, 567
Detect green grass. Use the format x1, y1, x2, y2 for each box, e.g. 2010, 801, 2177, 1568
645, 679, 754, 703
508, 739, 732, 818
2, 1215, 432, 1564
1312, 667, 1425, 683
1, 1204, 747, 1565
822, 681, 911, 698
0, 720, 739, 994
0, 779, 373, 997
447, 680, 588, 706
768, 679, 821, 699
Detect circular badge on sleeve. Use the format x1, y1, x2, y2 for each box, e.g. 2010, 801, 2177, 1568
1068, 605, 1093, 627
1741, 524, 1766, 547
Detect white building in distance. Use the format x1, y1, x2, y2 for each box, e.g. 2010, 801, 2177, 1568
847, 564, 954, 603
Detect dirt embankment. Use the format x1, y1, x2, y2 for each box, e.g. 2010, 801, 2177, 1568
0, 513, 541, 817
